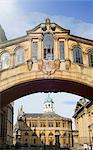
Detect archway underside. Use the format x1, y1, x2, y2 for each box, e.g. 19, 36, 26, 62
0, 79, 93, 108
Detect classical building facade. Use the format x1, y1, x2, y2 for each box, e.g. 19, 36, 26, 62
0, 19, 93, 108
73, 98, 93, 150
14, 95, 73, 148
0, 103, 14, 149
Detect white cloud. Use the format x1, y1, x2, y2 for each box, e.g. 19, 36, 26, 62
0, 11, 93, 40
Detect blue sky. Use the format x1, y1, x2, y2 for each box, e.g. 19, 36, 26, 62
0, 0, 92, 126
18, 0, 93, 23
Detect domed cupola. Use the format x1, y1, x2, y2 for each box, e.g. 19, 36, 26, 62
43, 94, 55, 113
0, 24, 7, 44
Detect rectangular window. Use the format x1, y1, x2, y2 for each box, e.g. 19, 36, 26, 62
32, 122, 37, 127
32, 42, 38, 60
56, 122, 60, 127
48, 122, 53, 127
60, 41, 64, 60
40, 122, 46, 127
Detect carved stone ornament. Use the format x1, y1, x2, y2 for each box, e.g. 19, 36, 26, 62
27, 59, 33, 71
38, 59, 60, 75
65, 58, 71, 70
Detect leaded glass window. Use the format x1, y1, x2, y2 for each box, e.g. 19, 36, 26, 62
73, 47, 83, 64
43, 33, 54, 60
32, 42, 38, 60
0, 52, 10, 69
60, 41, 64, 60
15, 47, 24, 65
88, 50, 93, 67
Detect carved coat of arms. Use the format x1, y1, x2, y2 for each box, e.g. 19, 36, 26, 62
38, 59, 60, 75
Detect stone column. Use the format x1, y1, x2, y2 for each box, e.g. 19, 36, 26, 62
10, 52, 15, 69
54, 36, 59, 60
65, 37, 69, 60
27, 38, 32, 61
38, 36, 43, 60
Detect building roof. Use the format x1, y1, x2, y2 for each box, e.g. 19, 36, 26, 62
73, 99, 93, 118
23, 113, 72, 121
0, 24, 7, 44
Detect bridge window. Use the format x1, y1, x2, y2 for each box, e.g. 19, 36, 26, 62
60, 41, 64, 60
88, 50, 93, 67
32, 42, 38, 60
15, 47, 24, 65
43, 33, 54, 60
73, 47, 83, 64
0, 52, 10, 70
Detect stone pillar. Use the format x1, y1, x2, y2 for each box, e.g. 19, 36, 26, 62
27, 38, 32, 61
38, 37, 43, 60
65, 37, 69, 59
54, 36, 59, 60
10, 52, 15, 69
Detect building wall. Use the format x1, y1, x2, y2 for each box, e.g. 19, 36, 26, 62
0, 104, 13, 148
74, 101, 93, 149
15, 116, 72, 148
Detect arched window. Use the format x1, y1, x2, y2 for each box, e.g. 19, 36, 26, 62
0, 52, 10, 69
73, 47, 83, 64
15, 47, 24, 65
43, 33, 54, 60
88, 50, 93, 67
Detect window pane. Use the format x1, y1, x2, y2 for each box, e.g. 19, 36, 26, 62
32, 42, 38, 60
88, 51, 93, 67
60, 41, 64, 60
32, 122, 37, 127
73, 47, 83, 64
15, 47, 24, 65
48, 122, 53, 127
43, 33, 54, 60
1, 52, 10, 69
40, 122, 46, 127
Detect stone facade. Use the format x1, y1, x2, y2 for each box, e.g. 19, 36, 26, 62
73, 98, 93, 150
0, 19, 93, 107
14, 96, 73, 148
0, 103, 14, 149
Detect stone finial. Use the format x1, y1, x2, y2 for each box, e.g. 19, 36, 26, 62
45, 18, 51, 24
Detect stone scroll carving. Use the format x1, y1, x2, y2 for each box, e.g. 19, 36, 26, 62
38, 59, 60, 75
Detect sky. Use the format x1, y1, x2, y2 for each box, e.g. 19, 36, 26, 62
0, 0, 93, 126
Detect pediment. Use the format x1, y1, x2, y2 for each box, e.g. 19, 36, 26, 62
26, 19, 70, 35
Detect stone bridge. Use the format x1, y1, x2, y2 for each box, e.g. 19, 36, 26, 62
0, 19, 93, 108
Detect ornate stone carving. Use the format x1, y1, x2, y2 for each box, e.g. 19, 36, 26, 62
27, 59, 33, 71
65, 58, 71, 70
38, 59, 60, 75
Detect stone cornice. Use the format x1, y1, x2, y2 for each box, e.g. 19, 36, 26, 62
0, 35, 28, 49
69, 35, 93, 46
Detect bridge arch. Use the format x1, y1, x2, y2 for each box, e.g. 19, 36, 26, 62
0, 19, 93, 108
1, 78, 93, 108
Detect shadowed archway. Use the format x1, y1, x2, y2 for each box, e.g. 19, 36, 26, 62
1, 79, 93, 108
